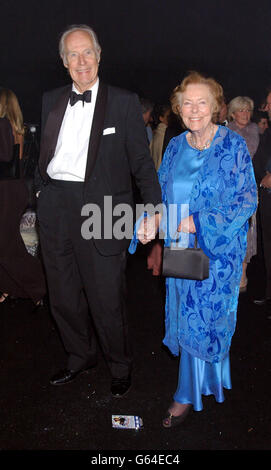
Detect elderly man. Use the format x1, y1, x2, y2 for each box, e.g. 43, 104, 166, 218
36, 24, 161, 397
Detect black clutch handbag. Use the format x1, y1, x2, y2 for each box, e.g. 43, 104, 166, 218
0, 144, 20, 179
162, 234, 209, 280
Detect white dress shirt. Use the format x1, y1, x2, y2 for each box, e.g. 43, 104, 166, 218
46, 79, 99, 181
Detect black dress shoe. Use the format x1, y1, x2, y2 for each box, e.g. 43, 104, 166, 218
50, 367, 91, 386
111, 375, 131, 398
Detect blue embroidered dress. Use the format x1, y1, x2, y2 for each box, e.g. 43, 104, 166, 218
157, 126, 257, 410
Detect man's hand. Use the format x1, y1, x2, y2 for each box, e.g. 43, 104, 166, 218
137, 213, 161, 244
177, 215, 196, 233
260, 171, 271, 189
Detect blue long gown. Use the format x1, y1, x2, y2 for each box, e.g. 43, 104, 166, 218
162, 131, 231, 411
157, 126, 257, 411
164, 130, 231, 411
129, 126, 257, 412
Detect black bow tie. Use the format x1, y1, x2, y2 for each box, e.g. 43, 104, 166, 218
70, 90, 92, 106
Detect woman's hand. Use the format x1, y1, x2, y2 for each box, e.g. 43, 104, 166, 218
137, 213, 161, 244
177, 215, 196, 233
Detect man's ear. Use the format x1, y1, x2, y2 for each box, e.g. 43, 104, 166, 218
61, 55, 68, 68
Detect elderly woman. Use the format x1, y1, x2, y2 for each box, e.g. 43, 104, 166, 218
157, 72, 257, 427
227, 96, 259, 157
227, 96, 259, 291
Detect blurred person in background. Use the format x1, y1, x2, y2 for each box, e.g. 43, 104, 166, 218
150, 104, 170, 171
227, 96, 259, 292
253, 110, 269, 136
253, 92, 271, 307
140, 97, 154, 143
0, 88, 46, 306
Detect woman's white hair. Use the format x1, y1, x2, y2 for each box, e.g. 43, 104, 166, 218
59, 24, 101, 65
227, 96, 254, 121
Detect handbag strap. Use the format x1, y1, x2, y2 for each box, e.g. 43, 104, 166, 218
170, 231, 198, 248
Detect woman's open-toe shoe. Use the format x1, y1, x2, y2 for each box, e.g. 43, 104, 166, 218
162, 405, 192, 428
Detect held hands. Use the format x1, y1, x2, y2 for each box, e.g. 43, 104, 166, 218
260, 171, 271, 189
137, 214, 195, 244
177, 215, 196, 233
137, 213, 161, 244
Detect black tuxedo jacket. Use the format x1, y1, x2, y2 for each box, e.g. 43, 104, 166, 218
37, 82, 162, 255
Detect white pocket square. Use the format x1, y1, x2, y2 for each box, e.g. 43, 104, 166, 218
103, 127, 115, 135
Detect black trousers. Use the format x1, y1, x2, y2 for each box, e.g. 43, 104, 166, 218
259, 187, 271, 298
37, 180, 132, 378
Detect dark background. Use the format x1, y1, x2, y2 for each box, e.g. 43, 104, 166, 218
1, 0, 271, 126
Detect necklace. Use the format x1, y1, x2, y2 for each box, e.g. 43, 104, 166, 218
189, 125, 215, 151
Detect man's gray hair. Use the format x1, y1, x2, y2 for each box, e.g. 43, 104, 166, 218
59, 24, 102, 65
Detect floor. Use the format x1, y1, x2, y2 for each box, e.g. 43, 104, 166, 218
0, 246, 270, 455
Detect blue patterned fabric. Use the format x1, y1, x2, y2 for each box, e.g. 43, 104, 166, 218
158, 126, 257, 363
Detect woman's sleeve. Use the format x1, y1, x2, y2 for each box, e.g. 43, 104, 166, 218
0, 118, 14, 162
193, 138, 258, 259
157, 139, 174, 195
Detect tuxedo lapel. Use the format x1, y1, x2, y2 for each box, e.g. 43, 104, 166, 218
84, 82, 108, 182
46, 87, 71, 158
39, 86, 71, 179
